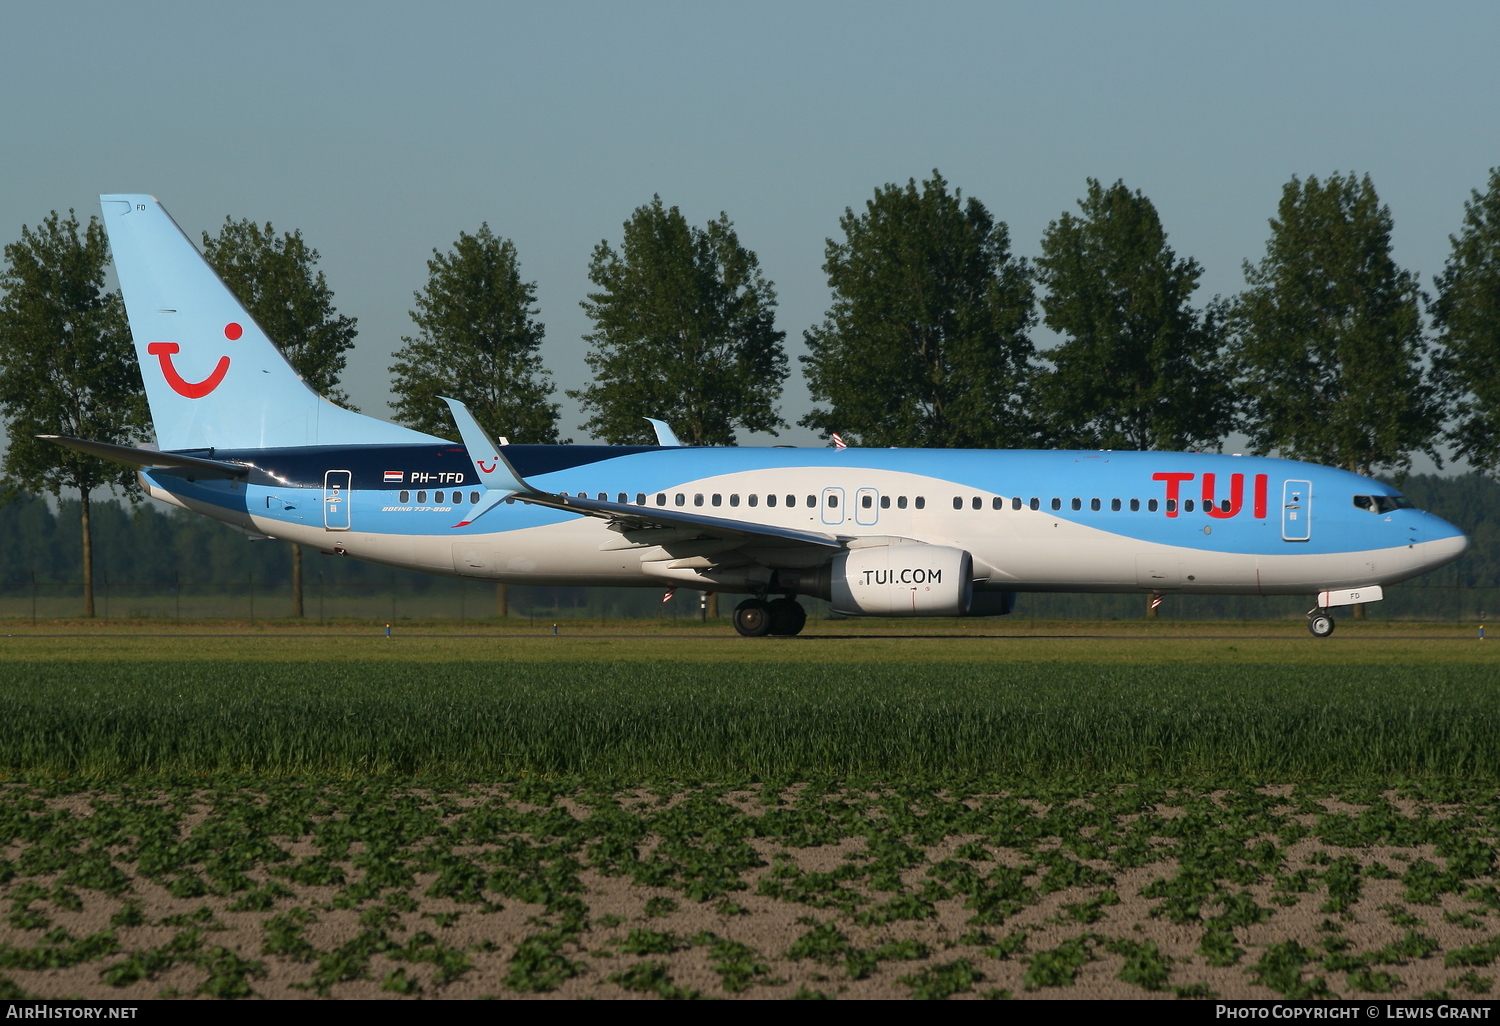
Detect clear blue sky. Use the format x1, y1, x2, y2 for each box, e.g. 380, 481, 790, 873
3, 1, 1497, 458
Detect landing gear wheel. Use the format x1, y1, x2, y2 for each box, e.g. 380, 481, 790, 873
733, 598, 773, 637
1308, 611, 1335, 638
767, 598, 807, 636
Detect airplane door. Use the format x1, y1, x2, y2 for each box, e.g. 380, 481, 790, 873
1281, 480, 1311, 541
855, 487, 879, 526
324, 470, 352, 531
821, 486, 845, 526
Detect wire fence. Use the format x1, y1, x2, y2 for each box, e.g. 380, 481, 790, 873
0, 574, 1493, 623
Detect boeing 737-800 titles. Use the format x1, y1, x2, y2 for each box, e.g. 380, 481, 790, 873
43, 195, 1469, 637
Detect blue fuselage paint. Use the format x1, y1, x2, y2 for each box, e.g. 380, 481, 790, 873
142, 444, 1468, 598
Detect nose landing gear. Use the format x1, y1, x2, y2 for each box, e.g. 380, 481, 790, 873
1307, 608, 1335, 638
733, 596, 808, 637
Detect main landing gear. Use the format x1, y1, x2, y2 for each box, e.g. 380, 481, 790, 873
733, 597, 808, 637
1307, 608, 1336, 639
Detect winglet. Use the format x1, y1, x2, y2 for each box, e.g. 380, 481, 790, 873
440, 397, 529, 495
644, 417, 682, 447
452, 487, 510, 528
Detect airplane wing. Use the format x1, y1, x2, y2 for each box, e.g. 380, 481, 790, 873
644, 417, 682, 446
517, 490, 844, 549
440, 397, 842, 551
40, 435, 249, 479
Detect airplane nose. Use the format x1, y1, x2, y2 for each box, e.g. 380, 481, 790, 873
1417, 525, 1469, 573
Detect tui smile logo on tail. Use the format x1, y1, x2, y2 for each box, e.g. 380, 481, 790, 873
146, 323, 238, 398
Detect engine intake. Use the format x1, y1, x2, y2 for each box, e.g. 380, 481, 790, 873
830, 542, 973, 617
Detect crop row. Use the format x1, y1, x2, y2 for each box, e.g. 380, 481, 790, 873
3, 779, 1500, 998
2, 660, 1499, 779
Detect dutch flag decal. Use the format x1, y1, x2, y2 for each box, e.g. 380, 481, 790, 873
383, 471, 403, 483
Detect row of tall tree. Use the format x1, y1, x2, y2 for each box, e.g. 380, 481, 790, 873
392, 169, 1500, 482
3, 170, 1500, 614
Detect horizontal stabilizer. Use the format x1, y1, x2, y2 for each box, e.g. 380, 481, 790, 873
39, 435, 248, 479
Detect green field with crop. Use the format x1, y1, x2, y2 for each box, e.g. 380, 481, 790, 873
1, 657, 1498, 781
3, 624, 1499, 999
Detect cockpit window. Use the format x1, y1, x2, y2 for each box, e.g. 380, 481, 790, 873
1354, 494, 1415, 513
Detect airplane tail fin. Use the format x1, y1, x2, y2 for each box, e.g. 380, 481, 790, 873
99, 194, 444, 451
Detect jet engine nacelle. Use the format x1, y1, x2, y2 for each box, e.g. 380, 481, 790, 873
830, 542, 973, 617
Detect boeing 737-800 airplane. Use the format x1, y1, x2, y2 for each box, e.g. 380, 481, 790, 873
44, 195, 1469, 637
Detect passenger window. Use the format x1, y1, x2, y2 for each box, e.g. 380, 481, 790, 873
729, 494, 739, 507
806, 495, 815, 507
694, 494, 704, 507
1012, 497, 1022, 510
972, 496, 982, 510
636, 493, 646, 505
657, 493, 667, 506
766, 494, 777, 507
915, 496, 926, 509
788, 495, 797, 507
1110, 498, 1120, 511
1165, 499, 1176, 512
1129, 498, 1139, 512
861, 494, 872, 509
897, 496, 908, 509
400, 490, 410, 503
952, 496, 963, 510
827, 494, 838, 508
992, 497, 1002, 510
1184, 499, 1195, 512
1052, 498, 1062, 511
748, 494, 757, 507
1091, 498, 1101, 511
435, 491, 444, 503
1070, 498, 1081, 511
616, 492, 626, 503
418, 490, 427, 504
1030, 497, 1040, 510
711, 494, 722, 506
1148, 498, 1158, 512
880, 495, 890, 509
598, 492, 607, 501
675, 493, 684, 507
471, 492, 480, 504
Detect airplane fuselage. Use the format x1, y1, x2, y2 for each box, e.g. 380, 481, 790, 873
139, 442, 1467, 602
